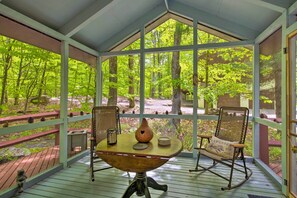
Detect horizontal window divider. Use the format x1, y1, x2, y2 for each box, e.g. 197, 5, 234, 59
197, 40, 254, 49
120, 113, 223, 120
143, 114, 193, 119
197, 114, 218, 120
67, 114, 92, 122
254, 117, 282, 130
0, 119, 63, 136
120, 114, 192, 119
143, 45, 194, 53
120, 114, 141, 118
99, 40, 254, 57
100, 49, 141, 57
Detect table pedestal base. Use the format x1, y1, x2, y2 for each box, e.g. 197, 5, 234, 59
122, 172, 167, 198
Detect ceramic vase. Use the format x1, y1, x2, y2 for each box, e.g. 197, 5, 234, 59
135, 118, 153, 143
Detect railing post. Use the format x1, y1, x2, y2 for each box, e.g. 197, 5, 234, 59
54, 110, 60, 145
259, 124, 269, 165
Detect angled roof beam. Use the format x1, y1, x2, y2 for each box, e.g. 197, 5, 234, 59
168, 0, 259, 40
164, 0, 169, 11
242, 0, 287, 13
59, 0, 114, 37
289, 0, 297, 14
99, 3, 167, 52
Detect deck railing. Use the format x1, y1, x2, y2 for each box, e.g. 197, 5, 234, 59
259, 117, 282, 166
0, 111, 90, 149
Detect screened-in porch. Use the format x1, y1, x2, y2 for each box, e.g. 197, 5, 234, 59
1, 0, 297, 197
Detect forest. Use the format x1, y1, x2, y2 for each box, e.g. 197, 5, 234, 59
0, 18, 281, 155
1, 19, 279, 118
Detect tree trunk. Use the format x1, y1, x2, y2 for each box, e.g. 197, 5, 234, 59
151, 55, 156, 98
107, 56, 118, 106
0, 39, 13, 114
204, 54, 209, 114
204, 34, 211, 115
128, 54, 135, 108
85, 68, 93, 104
37, 60, 48, 105
171, 23, 182, 128
274, 60, 281, 118
14, 56, 24, 105
157, 53, 162, 98
70, 62, 79, 109
23, 59, 40, 113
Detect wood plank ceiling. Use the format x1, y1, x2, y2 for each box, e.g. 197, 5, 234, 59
0, 0, 296, 51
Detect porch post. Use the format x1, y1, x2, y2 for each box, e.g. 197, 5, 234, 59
139, 25, 145, 120
253, 43, 260, 159
193, 18, 198, 158
96, 56, 102, 106
60, 41, 69, 167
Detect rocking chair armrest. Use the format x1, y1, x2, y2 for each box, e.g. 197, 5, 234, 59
231, 143, 245, 148
198, 134, 212, 139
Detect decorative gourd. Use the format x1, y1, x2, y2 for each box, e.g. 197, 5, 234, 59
135, 118, 153, 143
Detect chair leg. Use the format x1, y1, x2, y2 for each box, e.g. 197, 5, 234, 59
189, 138, 204, 172
227, 158, 235, 190
90, 144, 95, 181
189, 150, 201, 172
223, 150, 237, 190
241, 150, 248, 179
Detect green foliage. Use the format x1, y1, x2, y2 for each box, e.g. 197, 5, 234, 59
0, 17, 281, 162
0, 35, 96, 116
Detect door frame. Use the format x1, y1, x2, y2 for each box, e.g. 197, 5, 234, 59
287, 29, 297, 198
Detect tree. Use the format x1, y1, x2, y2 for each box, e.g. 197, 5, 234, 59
128, 54, 135, 108
198, 31, 252, 114
107, 56, 118, 106
171, 22, 182, 128
0, 38, 14, 114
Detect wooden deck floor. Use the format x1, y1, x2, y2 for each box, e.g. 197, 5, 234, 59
0, 146, 60, 191
14, 156, 285, 198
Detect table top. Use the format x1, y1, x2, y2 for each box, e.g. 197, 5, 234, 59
96, 133, 183, 159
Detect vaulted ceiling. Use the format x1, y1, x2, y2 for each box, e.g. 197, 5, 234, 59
0, 0, 296, 52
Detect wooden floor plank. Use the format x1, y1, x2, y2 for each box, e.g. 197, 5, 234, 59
0, 156, 29, 190
46, 146, 59, 169
0, 154, 30, 190
0, 146, 60, 191
14, 156, 285, 198
30, 148, 49, 176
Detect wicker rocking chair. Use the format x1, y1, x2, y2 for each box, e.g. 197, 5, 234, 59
189, 106, 252, 190
90, 106, 121, 181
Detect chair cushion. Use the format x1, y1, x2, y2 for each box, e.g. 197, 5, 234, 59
205, 136, 238, 159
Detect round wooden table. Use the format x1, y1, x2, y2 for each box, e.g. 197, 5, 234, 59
96, 133, 183, 198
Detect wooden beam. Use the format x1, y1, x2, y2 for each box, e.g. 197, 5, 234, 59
242, 0, 287, 13
59, 0, 114, 37
168, 0, 259, 40
98, 3, 167, 51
